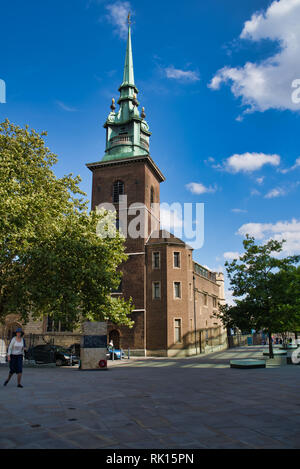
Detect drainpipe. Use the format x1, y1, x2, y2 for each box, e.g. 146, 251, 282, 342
193, 275, 198, 355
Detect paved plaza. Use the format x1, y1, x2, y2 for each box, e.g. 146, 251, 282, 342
0, 346, 299, 449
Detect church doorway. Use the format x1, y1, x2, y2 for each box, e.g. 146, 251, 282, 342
5, 322, 22, 342
0, 321, 22, 362
109, 330, 120, 349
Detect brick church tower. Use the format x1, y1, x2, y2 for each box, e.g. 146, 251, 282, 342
87, 22, 165, 354
87, 22, 226, 357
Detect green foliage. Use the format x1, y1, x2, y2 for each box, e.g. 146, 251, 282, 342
213, 235, 300, 356
0, 119, 134, 328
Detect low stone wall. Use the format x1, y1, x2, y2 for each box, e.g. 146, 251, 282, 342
24, 333, 81, 349
227, 334, 249, 348
129, 349, 147, 357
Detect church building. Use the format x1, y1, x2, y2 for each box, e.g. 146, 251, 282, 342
0, 22, 226, 359
86, 23, 226, 357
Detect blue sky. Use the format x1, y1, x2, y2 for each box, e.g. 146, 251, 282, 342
1, 0, 300, 302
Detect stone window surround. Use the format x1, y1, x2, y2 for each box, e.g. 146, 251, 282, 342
194, 287, 219, 308
112, 179, 125, 204
173, 251, 181, 269
174, 317, 182, 344
173, 281, 182, 299
150, 186, 154, 204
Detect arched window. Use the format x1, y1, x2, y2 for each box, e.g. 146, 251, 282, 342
150, 186, 154, 204
113, 180, 124, 203
109, 330, 120, 349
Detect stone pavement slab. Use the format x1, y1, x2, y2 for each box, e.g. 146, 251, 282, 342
0, 346, 299, 449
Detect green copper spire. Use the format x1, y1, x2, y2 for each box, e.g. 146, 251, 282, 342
122, 23, 135, 87
102, 17, 151, 162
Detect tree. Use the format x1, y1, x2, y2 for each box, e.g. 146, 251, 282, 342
272, 265, 300, 343
0, 119, 134, 328
214, 236, 300, 358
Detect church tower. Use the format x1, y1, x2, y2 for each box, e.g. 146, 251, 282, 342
87, 19, 225, 357
86, 20, 165, 353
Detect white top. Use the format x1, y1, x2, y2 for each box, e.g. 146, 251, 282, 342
8, 337, 24, 356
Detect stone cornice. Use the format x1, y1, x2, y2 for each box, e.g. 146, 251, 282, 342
86, 154, 165, 182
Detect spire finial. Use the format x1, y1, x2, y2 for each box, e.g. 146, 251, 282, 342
110, 98, 116, 111
132, 93, 138, 107
121, 14, 134, 86
128, 12, 131, 26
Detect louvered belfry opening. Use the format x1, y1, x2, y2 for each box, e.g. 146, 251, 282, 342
113, 180, 124, 203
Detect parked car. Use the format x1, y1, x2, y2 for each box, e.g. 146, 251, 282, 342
106, 346, 125, 360
25, 344, 79, 366
68, 343, 80, 357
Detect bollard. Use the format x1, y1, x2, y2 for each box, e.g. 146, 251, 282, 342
128, 347, 130, 360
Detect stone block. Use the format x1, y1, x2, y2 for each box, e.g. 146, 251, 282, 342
80, 348, 107, 370
80, 322, 107, 370
230, 359, 266, 369
82, 322, 107, 336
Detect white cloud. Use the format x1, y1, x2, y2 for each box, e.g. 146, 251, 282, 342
264, 187, 286, 198
164, 66, 200, 82
225, 152, 280, 173
186, 182, 217, 194
280, 157, 300, 173
231, 208, 247, 213
256, 177, 265, 184
209, 0, 300, 113
225, 289, 236, 306
251, 189, 261, 196
237, 218, 300, 255
160, 206, 183, 230
224, 251, 240, 260
105, 1, 131, 40
56, 101, 77, 112
264, 181, 299, 197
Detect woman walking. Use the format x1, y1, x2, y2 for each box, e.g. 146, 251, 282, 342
3, 328, 26, 388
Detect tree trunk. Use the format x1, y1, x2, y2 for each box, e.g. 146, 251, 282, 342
295, 331, 298, 340
268, 331, 274, 359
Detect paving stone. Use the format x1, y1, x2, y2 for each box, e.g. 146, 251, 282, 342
0, 438, 17, 449
0, 345, 299, 449
61, 430, 116, 448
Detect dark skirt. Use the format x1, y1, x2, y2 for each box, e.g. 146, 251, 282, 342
9, 354, 23, 374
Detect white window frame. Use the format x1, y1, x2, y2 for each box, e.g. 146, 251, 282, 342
174, 318, 182, 344
173, 251, 181, 269
173, 281, 182, 299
